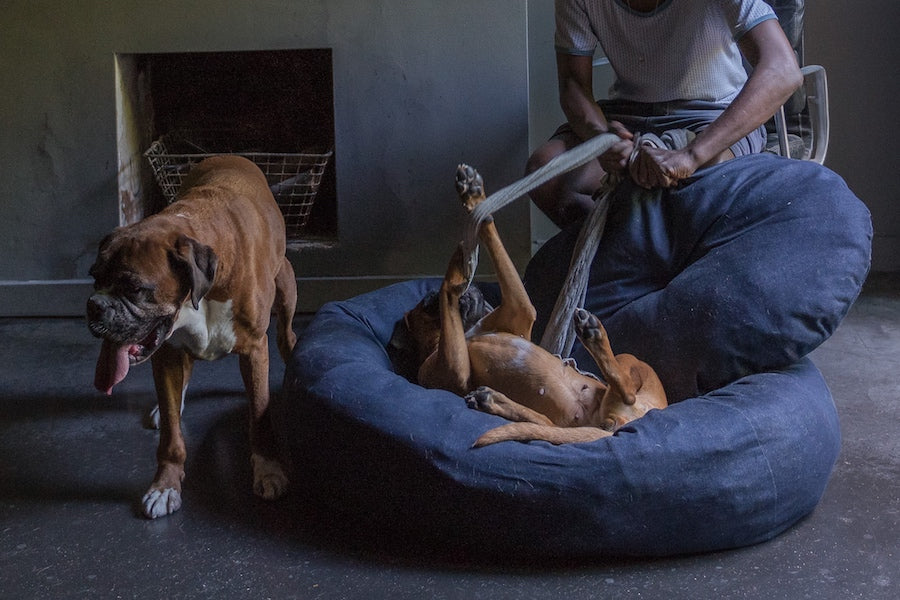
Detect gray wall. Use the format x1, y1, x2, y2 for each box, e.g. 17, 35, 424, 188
526, 0, 899, 272
1, 1, 896, 317
0, 1, 531, 315
805, 0, 899, 271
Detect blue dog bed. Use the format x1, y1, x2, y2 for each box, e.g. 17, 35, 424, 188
275, 154, 871, 558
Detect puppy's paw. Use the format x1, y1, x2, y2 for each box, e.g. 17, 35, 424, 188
455, 164, 486, 212
573, 308, 603, 344
465, 386, 500, 414
141, 487, 182, 519
251, 453, 288, 500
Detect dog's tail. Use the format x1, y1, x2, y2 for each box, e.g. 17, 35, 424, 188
473, 422, 611, 448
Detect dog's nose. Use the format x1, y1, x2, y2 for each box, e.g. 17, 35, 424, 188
86, 295, 113, 329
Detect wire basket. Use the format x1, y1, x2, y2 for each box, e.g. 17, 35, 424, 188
144, 131, 332, 237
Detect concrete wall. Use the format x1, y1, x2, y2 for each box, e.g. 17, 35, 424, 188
526, 0, 898, 272
2, 1, 896, 317
0, 1, 531, 315
804, 0, 899, 271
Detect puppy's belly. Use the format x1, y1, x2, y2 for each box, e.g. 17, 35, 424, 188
168, 298, 237, 360
467, 334, 590, 424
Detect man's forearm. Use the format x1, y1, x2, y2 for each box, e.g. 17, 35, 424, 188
686, 62, 801, 166
556, 52, 611, 142
559, 81, 610, 141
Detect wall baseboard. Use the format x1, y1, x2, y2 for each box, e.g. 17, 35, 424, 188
0, 276, 437, 317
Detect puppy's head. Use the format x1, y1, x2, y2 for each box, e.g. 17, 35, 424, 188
86, 230, 218, 395
388, 286, 490, 382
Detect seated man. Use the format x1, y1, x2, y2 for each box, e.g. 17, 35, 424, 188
528, 0, 802, 228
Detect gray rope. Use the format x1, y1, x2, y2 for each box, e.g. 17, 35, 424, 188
538, 130, 694, 356
461, 132, 621, 280
538, 178, 615, 356
461, 129, 692, 357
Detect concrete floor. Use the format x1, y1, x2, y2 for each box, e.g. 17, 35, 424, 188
1, 275, 897, 599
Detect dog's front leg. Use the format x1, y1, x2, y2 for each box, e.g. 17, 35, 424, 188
239, 338, 289, 500
456, 165, 536, 338
145, 344, 192, 518
418, 246, 473, 395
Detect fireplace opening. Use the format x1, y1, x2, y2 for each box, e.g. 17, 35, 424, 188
115, 49, 337, 245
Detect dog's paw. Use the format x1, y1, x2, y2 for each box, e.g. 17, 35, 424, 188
465, 386, 499, 413
573, 308, 603, 344
455, 164, 486, 213
141, 487, 182, 519
251, 453, 288, 500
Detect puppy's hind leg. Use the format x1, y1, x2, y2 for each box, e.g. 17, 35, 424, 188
465, 386, 554, 425
467, 385, 611, 447
573, 309, 636, 404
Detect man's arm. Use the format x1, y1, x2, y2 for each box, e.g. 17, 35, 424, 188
557, 52, 634, 171
557, 52, 608, 140
632, 18, 803, 188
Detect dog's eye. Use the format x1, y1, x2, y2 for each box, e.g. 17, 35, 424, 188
120, 281, 140, 295
117, 279, 152, 300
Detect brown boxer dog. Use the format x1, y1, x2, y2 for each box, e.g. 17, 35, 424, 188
86, 155, 297, 518
393, 164, 667, 447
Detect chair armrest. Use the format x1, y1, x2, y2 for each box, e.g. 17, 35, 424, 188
801, 65, 829, 164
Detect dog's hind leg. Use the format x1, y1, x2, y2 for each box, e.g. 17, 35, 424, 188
455, 164, 536, 338
573, 309, 637, 405
273, 256, 298, 363
465, 386, 554, 425
473, 422, 610, 447
466, 385, 612, 447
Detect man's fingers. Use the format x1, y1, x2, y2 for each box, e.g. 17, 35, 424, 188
608, 120, 634, 140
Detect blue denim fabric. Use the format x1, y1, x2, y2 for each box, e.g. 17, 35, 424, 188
525, 153, 872, 401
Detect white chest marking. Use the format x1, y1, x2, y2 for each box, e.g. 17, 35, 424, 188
168, 298, 237, 360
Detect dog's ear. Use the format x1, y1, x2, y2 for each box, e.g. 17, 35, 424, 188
170, 235, 218, 309
88, 233, 115, 282
387, 316, 420, 382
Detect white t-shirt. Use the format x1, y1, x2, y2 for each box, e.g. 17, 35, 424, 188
554, 0, 776, 104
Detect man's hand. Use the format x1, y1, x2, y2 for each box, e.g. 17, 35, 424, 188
597, 121, 635, 175
629, 145, 700, 189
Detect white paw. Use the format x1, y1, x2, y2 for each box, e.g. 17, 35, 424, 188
144, 405, 162, 430
141, 487, 182, 519
251, 453, 288, 500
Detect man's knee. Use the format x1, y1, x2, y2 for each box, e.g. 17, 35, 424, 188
526, 145, 556, 177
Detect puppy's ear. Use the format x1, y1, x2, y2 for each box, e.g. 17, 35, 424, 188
387, 316, 420, 382
170, 235, 218, 309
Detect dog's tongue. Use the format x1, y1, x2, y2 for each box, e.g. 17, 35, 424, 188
95, 339, 131, 395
